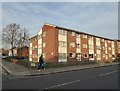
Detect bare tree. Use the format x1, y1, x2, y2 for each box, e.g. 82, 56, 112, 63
2, 23, 20, 57
17, 28, 29, 57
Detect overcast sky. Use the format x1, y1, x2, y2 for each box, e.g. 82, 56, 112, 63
1, 1, 118, 49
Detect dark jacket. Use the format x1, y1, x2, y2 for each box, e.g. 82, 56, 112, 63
39, 56, 44, 64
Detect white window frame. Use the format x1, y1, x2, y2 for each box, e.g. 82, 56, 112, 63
43, 42, 46, 47
43, 32, 46, 37
83, 44, 87, 48
69, 42, 75, 47
82, 34, 87, 38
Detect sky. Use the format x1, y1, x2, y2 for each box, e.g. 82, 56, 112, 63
1, 1, 119, 49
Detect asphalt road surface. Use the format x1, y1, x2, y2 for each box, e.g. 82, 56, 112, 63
2, 64, 119, 90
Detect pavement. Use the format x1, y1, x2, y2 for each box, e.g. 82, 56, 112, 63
1, 59, 119, 76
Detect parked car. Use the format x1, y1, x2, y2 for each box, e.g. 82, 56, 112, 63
0, 54, 8, 59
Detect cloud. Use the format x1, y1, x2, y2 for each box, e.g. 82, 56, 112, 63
2, 2, 118, 41
1, 0, 119, 2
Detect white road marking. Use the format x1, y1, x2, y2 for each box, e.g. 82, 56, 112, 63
99, 70, 118, 76
45, 79, 81, 89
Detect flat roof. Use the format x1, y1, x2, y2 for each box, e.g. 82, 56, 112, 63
44, 23, 115, 41
29, 35, 37, 40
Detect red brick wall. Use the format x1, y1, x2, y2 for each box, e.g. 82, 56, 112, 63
114, 40, 118, 57
101, 39, 105, 62
32, 36, 38, 62
107, 41, 112, 61
42, 25, 58, 63
93, 37, 97, 62
17, 47, 29, 58
67, 31, 76, 63
81, 34, 89, 61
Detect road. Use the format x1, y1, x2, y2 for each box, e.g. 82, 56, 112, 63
2, 64, 119, 90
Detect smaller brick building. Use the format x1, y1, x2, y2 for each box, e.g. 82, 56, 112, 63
17, 46, 29, 58
8, 46, 29, 58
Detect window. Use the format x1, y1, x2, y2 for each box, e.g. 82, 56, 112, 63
69, 53, 75, 58
89, 54, 93, 58
97, 54, 100, 58
34, 37, 37, 41
102, 47, 105, 50
83, 44, 87, 48
76, 43, 80, 48
108, 47, 111, 50
58, 29, 66, 35
102, 54, 105, 58
38, 34, 42, 39
76, 33, 80, 38
83, 53, 88, 58
43, 42, 46, 47
69, 31, 75, 36
96, 46, 101, 50
89, 45, 93, 49
109, 54, 112, 57
43, 32, 46, 37
38, 44, 42, 49
34, 45, 37, 50
112, 48, 115, 51
58, 53, 66, 59
108, 40, 111, 43
102, 39, 104, 42
59, 41, 66, 47
82, 34, 87, 38
43, 53, 45, 58
88, 35, 92, 39
69, 42, 75, 47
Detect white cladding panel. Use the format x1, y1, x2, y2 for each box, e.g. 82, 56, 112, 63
58, 34, 67, 53
97, 50, 100, 54
38, 29, 42, 35
112, 50, 115, 54
30, 51, 32, 55
89, 50, 94, 54
58, 33, 67, 62
58, 59, 67, 62
105, 50, 107, 54
76, 38, 80, 44
38, 49, 42, 54
105, 41, 107, 47
112, 42, 114, 48
76, 48, 81, 53
30, 43, 32, 47
58, 47, 67, 53
38, 39, 42, 44
96, 38, 100, 46
97, 58, 101, 60
88, 39, 93, 45
58, 35, 67, 41
29, 58, 32, 61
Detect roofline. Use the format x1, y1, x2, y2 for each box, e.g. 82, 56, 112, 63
29, 35, 37, 40
44, 22, 56, 27
29, 23, 118, 41
55, 25, 115, 41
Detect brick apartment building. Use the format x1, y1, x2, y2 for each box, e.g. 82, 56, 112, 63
29, 23, 120, 63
